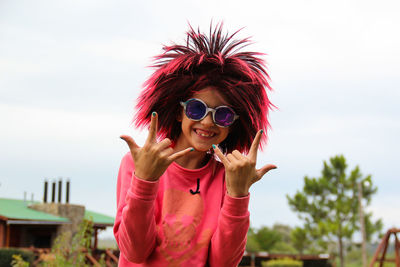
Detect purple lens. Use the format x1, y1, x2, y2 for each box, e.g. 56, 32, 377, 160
215, 107, 235, 127
186, 99, 206, 120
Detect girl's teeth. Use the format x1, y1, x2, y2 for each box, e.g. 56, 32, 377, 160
196, 130, 214, 137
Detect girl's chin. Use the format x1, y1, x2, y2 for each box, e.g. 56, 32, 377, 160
192, 144, 213, 152
194, 147, 211, 153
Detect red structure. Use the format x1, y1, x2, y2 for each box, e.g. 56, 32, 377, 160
370, 228, 400, 266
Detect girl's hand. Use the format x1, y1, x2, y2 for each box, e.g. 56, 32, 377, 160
213, 130, 277, 197
120, 112, 193, 181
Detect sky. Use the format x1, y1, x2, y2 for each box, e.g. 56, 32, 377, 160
1, 0, 399, 240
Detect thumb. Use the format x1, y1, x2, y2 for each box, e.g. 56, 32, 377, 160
256, 164, 277, 180
120, 135, 140, 153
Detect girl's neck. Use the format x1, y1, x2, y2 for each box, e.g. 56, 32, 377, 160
173, 149, 211, 169
173, 137, 210, 169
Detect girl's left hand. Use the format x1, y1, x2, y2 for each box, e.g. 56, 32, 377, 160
213, 130, 277, 198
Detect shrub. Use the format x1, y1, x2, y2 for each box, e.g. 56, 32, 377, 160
40, 219, 94, 267
0, 248, 34, 267
262, 258, 303, 267
11, 254, 29, 267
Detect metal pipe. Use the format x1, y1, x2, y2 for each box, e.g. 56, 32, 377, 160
44, 180, 48, 203
66, 179, 70, 204
58, 179, 62, 203
51, 181, 56, 203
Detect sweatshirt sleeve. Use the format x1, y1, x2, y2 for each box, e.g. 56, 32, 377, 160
208, 193, 250, 267
113, 153, 159, 263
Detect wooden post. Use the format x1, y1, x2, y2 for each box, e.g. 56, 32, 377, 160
94, 228, 98, 250
394, 232, 400, 267
250, 253, 255, 267
358, 182, 367, 267
5, 224, 10, 247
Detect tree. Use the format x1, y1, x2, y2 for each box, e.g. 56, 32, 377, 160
255, 226, 282, 251
246, 227, 261, 253
272, 224, 292, 243
247, 224, 297, 253
287, 155, 382, 267
290, 227, 309, 255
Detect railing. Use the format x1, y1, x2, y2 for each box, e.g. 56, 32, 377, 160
17, 247, 119, 266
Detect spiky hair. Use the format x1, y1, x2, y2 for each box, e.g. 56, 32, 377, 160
134, 23, 273, 154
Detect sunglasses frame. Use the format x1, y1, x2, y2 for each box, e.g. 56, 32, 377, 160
180, 98, 239, 128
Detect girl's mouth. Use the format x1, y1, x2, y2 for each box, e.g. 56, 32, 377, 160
194, 129, 215, 138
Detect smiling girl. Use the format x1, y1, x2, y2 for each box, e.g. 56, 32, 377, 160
113, 23, 276, 267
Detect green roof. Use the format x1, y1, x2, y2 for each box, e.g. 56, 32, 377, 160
0, 198, 114, 226
85, 210, 114, 226
0, 198, 68, 223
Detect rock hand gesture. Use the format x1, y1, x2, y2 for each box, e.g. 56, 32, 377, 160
213, 130, 277, 197
120, 112, 193, 181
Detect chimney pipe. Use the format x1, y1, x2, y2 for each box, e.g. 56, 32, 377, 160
66, 178, 70, 204
58, 178, 62, 203
44, 179, 48, 203
51, 180, 56, 203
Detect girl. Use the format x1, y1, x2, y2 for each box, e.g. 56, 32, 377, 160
113, 23, 276, 267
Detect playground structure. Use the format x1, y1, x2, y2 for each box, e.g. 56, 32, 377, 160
370, 228, 400, 266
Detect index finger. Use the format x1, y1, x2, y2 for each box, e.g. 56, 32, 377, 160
145, 111, 158, 144
248, 129, 263, 160
168, 147, 194, 162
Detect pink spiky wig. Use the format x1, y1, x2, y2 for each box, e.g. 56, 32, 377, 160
134, 23, 273, 154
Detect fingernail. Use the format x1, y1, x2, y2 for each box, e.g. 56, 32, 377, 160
260, 129, 264, 134
212, 144, 216, 149
190, 148, 194, 152
152, 112, 156, 117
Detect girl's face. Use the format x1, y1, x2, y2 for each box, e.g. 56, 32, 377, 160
176, 87, 231, 152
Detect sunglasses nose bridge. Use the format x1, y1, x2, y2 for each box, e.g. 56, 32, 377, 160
200, 109, 215, 126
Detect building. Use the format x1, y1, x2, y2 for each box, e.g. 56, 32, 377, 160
0, 197, 114, 249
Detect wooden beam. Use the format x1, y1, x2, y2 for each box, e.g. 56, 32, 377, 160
105, 249, 118, 263
94, 228, 98, 250
370, 228, 400, 267
395, 232, 400, 267
5, 224, 10, 248
85, 253, 100, 266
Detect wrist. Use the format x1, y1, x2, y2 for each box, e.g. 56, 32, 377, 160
134, 171, 159, 182
227, 189, 249, 198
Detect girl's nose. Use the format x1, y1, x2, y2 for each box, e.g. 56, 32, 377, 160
201, 112, 214, 127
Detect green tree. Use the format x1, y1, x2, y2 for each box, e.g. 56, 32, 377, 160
272, 224, 292, 243
255, 226, 282, 251
270, 224, 297, 254
246, 227, 261, 252
290, 227, 309, 254
286, 155, 382, 267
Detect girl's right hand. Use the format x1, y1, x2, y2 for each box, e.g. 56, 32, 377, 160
120, 112, 193, 181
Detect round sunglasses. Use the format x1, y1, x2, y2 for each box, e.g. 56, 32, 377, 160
180, 98, 239, 128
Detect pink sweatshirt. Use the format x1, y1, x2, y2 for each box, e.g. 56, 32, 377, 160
113, 153, 250, 267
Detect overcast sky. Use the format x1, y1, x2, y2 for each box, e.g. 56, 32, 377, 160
1, 0, 399, 239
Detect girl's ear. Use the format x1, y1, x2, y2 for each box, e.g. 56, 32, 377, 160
177, 111, 183, 122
